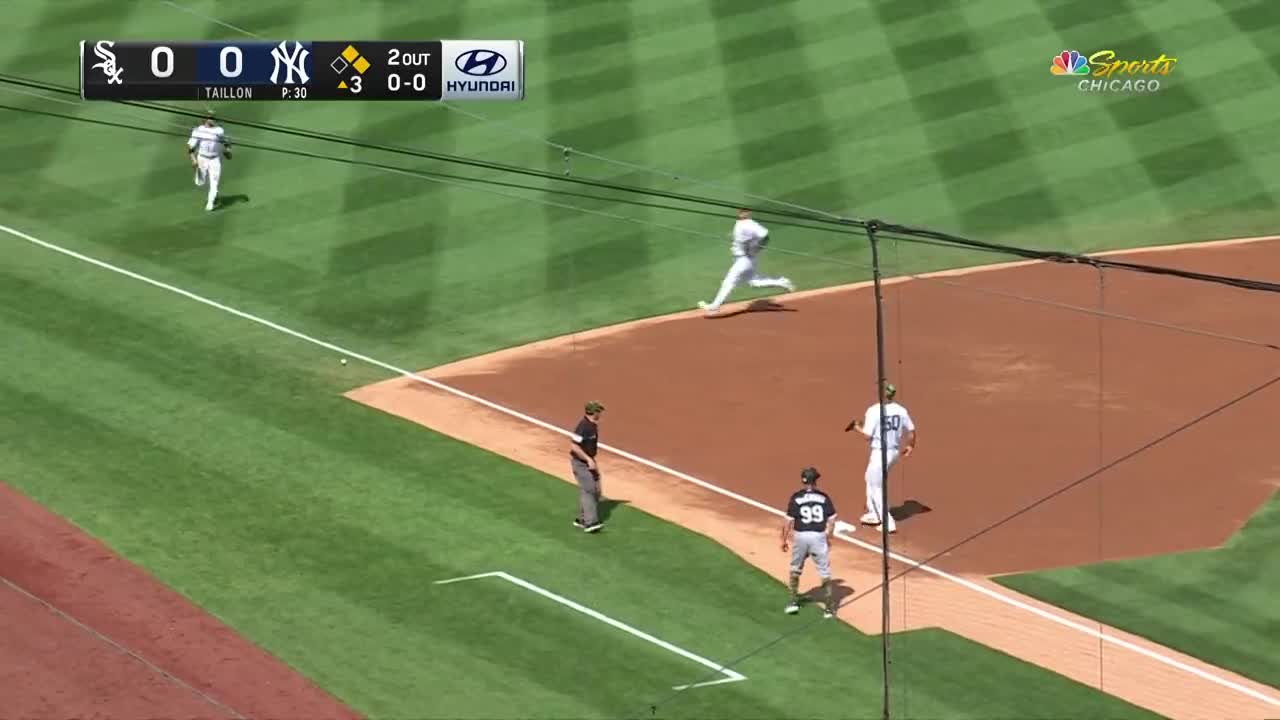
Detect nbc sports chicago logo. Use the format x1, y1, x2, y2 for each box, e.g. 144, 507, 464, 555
1052, 49, 1177, 93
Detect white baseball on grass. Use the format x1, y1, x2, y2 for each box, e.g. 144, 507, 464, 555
340, 358, 348, 365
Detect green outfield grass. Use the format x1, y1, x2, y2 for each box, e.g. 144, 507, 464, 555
997, 493, 1280, 689
3, 0, 1279, 716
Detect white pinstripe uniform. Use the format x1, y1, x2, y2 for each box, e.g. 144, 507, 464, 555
188, 123, 228, 211
698, 213, 795, 313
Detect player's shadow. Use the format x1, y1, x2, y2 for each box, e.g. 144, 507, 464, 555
599, 497, 629, 522
702, 298, 796, 319
213, 194, 250, 211
802, 578, 856, 608
891, 499, 932, 522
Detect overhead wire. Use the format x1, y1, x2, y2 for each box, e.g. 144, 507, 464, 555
3, 80, 1279, 353
640, 367, 1280, 713
0, 97, 862, 275
8, 70, 1280, 300
13, 8, 1280, 713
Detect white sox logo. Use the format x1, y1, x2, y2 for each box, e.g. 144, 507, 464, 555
92, 40, 124, 85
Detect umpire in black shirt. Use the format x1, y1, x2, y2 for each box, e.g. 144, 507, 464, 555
571, 401, 606, 533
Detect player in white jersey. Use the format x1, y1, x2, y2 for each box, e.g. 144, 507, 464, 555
697, 209, 795, 314
187, 112, 231, 211
846, 382, 916, 533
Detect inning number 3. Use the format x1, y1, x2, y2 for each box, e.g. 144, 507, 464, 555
799, 505, 825, 524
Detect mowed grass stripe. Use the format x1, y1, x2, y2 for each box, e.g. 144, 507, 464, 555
1, 3, 1269, 717
310, 3, 463, 344
1, 0, 145, 213
999, 537, 1280, 689
2, 212, 1156, 720
1039, 2, 1279, 229
428, 578, 734, 718
1217, 0, 1280, 77
870, 1, 1066, 240
541, 0, 662, 315
2, 0, 141, 80
709, 0, 850, 210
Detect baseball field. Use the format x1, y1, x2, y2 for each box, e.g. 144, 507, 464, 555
2, 1, 1279, 718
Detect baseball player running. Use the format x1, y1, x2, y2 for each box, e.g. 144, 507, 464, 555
697, 209, 795, 314
187, 112, 231, 211
781, 467, 838, 618
846, 383, 916, 533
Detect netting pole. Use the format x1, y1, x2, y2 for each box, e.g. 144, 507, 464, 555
867, 220, 892, 720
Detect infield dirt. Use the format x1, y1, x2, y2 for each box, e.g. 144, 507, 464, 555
350, 236, 1280, 720
0, 481, 362, 719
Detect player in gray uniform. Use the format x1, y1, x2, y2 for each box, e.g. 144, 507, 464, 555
780, 467, 839, 618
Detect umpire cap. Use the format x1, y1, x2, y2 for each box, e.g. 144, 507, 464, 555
800, 467, 820, 483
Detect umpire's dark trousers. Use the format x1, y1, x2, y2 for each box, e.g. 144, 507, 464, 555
571, 456, 601, 526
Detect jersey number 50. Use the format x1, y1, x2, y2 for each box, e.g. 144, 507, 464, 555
799, 505, 825, 524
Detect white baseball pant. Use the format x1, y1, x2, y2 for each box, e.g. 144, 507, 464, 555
705, 256, 790, 309
864, 448, 899, 531
195, 154, 221, 209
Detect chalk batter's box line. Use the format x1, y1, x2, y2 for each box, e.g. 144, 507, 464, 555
4, 220, 1277, 710
434, 571, 746, 691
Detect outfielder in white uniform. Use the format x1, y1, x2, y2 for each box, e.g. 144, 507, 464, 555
697, 209, 795, 314
187, 114, 231, 211
847, 382, 916, 533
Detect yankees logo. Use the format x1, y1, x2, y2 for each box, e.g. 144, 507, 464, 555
270, 40, 310, 85
92, 40, 124, 85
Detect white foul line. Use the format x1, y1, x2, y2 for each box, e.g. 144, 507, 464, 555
3, 221, 1277, 708
434, 571, 746, 690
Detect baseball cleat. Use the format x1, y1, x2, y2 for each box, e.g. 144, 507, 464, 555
573, 518, 585, 529
583, 522, 604, 533
823, 609, 834, 619
880, 525, 897, 534
860, 512, 881, 525
780, 278, 796, 292
697, 301, 719, 314
784, 603, 800, 615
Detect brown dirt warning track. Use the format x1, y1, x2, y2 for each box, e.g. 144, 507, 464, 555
0, 481, 362, 720
349, 236, 1280, 720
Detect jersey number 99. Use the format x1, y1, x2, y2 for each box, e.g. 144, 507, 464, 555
799, 505, 825, 524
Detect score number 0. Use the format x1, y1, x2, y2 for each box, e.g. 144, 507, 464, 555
339, 74, 427, 94
148, 44, 244, 79
386, 73, 429, 92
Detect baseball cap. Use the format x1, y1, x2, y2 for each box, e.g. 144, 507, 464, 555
584, 401, 605, 414
883, 382, 897, 398
800, 467, 820, 483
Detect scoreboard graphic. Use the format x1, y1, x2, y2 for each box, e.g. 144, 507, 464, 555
80, 39, 524, 101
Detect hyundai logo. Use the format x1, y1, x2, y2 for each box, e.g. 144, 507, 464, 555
455, 49, 507, 76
